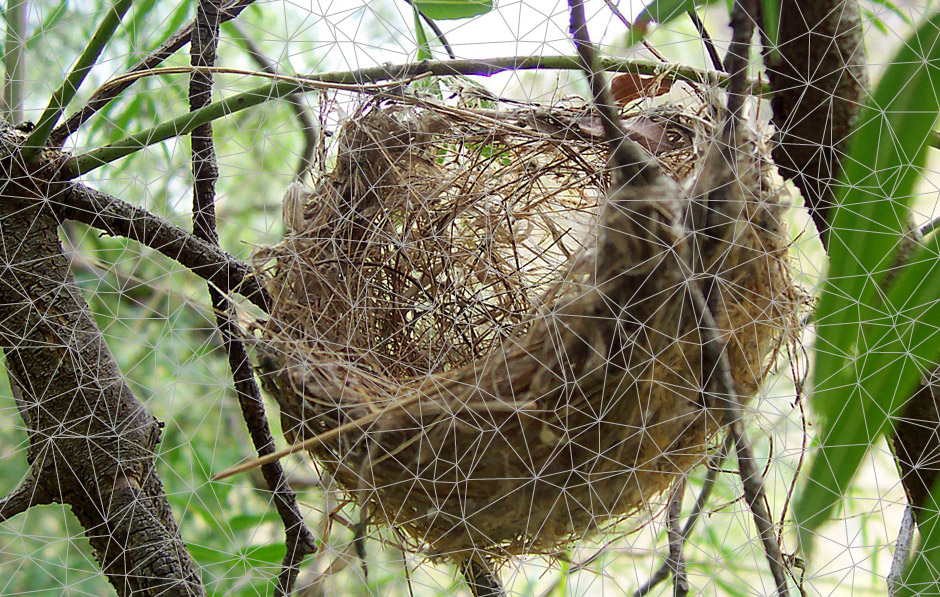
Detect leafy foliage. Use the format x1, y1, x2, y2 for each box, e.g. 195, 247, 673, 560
795, 7, 940, 549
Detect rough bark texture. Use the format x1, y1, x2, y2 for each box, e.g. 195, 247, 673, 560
895, 376, 940, 518
765, 0, 868, 248
0, 128, 205, 595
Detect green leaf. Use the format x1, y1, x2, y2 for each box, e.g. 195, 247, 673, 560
241, 543, 287, 566
761, 0, 780, 62
413, 5, 433, 61
227, 511, 280, 533
25, 0, 70, 50
413, 0, 492, 20
795, 9, 940, 547
634, 0, 723, 29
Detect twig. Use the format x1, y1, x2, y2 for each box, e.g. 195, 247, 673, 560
633, 439, 730, 597
602, 0, 669, 62
49, 0, 257, 146
919, 213, 940, 238
667, 482, 690, 596
23, 0, 134, 161
687, 9, 724, 72
461, 558, 506, 597
51, 182, 271, 312
63, 55, 734, 178
887, 505, 916, 596
704, 2, 790, 594
403, 0, 457, 60
189, 6, 316, 595
568, 0, 659, 184
227, 21, 319, 174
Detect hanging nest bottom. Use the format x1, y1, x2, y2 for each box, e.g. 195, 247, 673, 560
251, 92, 803, 563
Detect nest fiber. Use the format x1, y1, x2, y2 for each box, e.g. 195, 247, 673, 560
252, 93, 801, 562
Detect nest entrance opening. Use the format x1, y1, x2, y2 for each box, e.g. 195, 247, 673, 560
252, 90, 801, 562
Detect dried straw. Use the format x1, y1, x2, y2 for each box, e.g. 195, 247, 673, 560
251, 90, 802, 563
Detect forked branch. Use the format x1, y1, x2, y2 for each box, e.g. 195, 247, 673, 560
188, 3, 316, 595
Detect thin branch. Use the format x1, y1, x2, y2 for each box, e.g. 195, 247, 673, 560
227, 21, 318, 174
919, 213, 940, 238
51, 182, 271, 312
703, 2, 790, 594
568, 0, 659, 184
461, 558, 506, 597
23, 0, 134, 160
687, 9, 724, 72
189, 5, 315, 596
634, 439, 729, 597
667, 482, 690, 596
887, 505, 916, 596
63, 55, 731, 178
723, 0, 757, 125
49, 0, 256, 146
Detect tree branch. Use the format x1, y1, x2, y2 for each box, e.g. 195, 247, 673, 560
49, 182, 271, 312
0, 151, 205, 594
23, 0, 134, 160
63, 55, 731, 178
887, 505, 915, 596
688, 9, 724, 72
764, 0, 868, 249
189, 5, 316, 596
0, 475, 47, 523
633, 440, 729, 597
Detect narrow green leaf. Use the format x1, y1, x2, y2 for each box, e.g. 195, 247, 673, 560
762, 0, 781, 62
24, 0, 134, 160
413, 0, 492, 20
635, 0, 723, 29
25, 0, 70, 51
126, 0, 160, 67
795, 9, 940, 545
413, 5, 433, 61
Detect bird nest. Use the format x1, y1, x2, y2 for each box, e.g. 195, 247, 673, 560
251, 90, 802, 564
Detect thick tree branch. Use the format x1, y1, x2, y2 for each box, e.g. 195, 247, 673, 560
764, 0, 868, 248
189, 5, 316, 596
0, 475, 47, 523
0, 144, 205, 594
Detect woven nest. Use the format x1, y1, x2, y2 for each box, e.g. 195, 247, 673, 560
251, 91, 802, 563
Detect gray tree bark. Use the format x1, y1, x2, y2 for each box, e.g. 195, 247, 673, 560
0, 129, 205, 596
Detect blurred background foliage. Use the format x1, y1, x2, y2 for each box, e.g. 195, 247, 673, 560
0, 1, 932, 595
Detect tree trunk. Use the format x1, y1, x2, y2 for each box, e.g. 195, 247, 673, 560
0, 130, 205, 596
